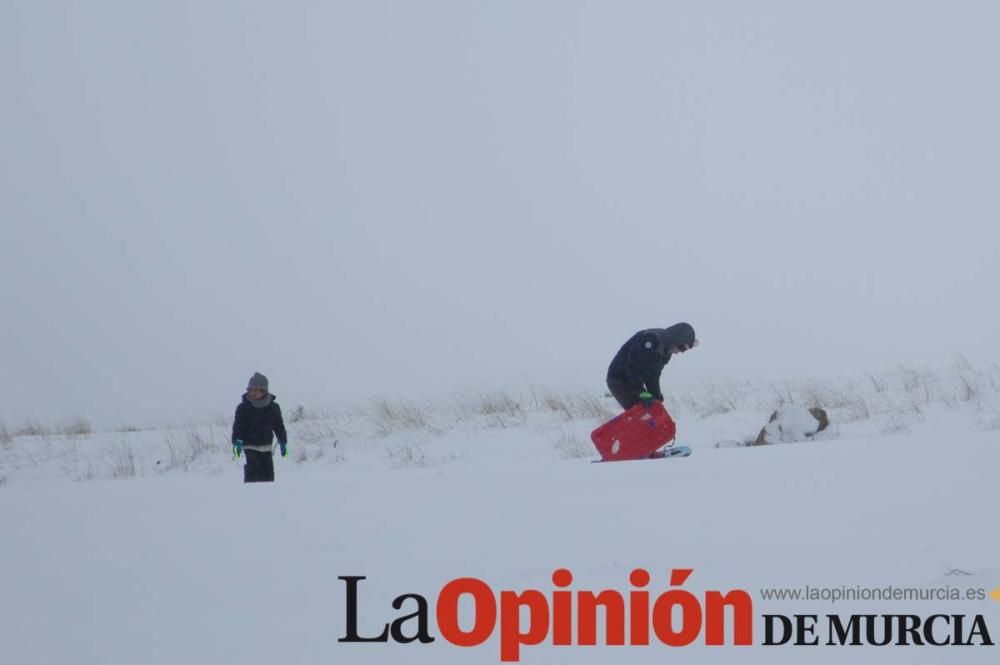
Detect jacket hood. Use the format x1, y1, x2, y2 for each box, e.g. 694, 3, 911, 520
658, 323, 697, 350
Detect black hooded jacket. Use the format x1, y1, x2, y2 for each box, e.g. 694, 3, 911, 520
606, 323, 697, 401
232, 394, 288, 448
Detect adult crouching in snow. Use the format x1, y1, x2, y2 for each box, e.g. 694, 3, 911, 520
606, 323, 698, 410
232, 372, 288, 483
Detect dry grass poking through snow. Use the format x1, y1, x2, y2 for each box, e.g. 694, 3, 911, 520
664, 358, 1000, 423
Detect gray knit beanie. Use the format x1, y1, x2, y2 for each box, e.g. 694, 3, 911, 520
247, 372, 269, 392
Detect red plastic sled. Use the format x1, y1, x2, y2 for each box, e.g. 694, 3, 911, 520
591, 401, 677, 461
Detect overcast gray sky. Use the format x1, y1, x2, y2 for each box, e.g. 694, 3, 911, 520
2, 1, 998, 426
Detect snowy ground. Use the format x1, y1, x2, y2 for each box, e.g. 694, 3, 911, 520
2, 363, 999, 663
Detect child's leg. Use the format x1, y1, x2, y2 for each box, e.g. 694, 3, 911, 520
262, 452, 275, 482
244, 450, 263, 482
606, 377, 638, 410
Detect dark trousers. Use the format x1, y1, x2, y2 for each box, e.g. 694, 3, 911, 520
244, 449, 275, 483
607, 377, 640, 410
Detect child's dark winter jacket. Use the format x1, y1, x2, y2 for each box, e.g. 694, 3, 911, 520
232, 393, 287, 452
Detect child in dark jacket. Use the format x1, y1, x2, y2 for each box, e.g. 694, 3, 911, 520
232, 372, 288, 483
606, 323, 698, 410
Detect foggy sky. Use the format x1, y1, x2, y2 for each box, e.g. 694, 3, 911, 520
3, 1, 999, 427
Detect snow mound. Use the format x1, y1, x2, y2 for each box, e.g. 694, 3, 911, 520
757, 405, 831, 444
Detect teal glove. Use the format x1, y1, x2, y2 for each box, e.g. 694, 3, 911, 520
279, 442, 287, 457
233, 440, 243, 460
639, 392, 654, 408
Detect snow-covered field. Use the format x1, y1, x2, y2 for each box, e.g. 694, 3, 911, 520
3, 362, 999, 663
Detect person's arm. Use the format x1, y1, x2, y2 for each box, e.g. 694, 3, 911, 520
640, 361, 665, 402
232, 404, 245, 459
232, 404, 243, 444
625, 332, 661, 398
273, 402, 288, 445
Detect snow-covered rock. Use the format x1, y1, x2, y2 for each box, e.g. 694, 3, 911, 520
755, 405, 830, 444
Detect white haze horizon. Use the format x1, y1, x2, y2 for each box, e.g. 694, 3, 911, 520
3, 1, 999, 427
